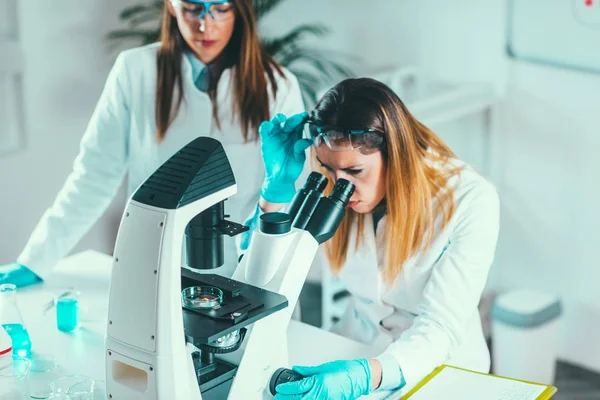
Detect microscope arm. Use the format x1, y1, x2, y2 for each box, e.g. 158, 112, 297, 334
224, 175, 355, 398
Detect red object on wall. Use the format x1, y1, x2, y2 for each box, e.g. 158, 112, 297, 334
585, 0, 593, 7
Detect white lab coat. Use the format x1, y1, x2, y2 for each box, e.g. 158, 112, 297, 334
17, 43, 304, 280
330, 160, 500, 392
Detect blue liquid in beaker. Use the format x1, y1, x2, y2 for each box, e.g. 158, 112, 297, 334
2, 323, 32, 358
56, 298, 79, 332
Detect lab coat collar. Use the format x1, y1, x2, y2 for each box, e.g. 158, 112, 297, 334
184, 51, 206, 83
182, 50, 233, 94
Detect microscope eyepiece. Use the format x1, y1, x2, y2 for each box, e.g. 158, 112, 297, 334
284, 173, 355, 244
305, 172, 328, 193
287, 172, 328, 222
302, 179, 355, 244
329, 179, 355, 206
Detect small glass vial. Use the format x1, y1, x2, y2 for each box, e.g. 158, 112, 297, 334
56, 293, 80, 333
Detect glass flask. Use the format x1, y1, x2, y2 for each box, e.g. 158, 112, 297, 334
0, 284, 32, 358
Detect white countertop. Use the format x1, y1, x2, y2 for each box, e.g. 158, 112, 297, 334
15, 250, 398, 399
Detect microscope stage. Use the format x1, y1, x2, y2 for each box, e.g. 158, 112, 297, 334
181, 269, 288, 345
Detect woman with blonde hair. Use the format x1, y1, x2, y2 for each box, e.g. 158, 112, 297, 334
252, 77, 499, 399
1, 0, 304, 285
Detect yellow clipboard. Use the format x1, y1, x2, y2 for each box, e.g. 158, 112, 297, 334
400, 364, 558, 399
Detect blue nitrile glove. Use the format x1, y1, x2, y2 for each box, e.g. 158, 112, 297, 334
259, 112, 312, 203
275, 359, 372, 400
240, 203, 264, 251
0, 263, 43, 288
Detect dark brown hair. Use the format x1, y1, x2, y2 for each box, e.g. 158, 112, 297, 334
155, 0, 284, 142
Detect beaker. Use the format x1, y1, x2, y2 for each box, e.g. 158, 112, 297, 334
56, 293, 80, 333
50, 375, 95, 400
0, 284, 32, 358
29, 354, 61, 399
0, 357, 32, 399
91, 380, 106, 399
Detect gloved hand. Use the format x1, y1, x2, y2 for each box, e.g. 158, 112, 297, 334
239, 203, 263, 251
259, 112, 312, 203
0, 263, 43, 288
275, 358, 372, 400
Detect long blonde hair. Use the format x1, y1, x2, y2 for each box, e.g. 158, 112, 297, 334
314, 78, 463, 286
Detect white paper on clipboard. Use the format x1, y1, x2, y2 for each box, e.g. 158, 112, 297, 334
405, 366, 548, 400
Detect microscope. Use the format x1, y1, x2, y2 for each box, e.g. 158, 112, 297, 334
105, 137, 354, 399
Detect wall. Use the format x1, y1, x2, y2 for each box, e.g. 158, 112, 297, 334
260, 0, 507, 90
0, 0, 137, 262
492, 60, 600, 371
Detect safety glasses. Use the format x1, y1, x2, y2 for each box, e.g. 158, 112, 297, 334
171, 1, 234, 23
303, 118, 385, 153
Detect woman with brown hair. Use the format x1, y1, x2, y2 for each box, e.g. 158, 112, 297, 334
253, 78, 500, 399
1, 1, 304, 285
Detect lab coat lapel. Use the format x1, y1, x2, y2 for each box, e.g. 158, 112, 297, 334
338, 214, 381, 302
333, 214, 397, 350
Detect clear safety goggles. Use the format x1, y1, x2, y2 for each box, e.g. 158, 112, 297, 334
170, 1, 234, 23
303, 118, 385, 153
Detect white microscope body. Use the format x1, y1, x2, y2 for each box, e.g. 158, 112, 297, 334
105, 137, 353, 399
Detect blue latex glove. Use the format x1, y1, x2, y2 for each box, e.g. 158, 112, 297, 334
259, 112, 312, 203
0, 263, 43, 288
240, 203, 264, 251
275, 359, 372, 400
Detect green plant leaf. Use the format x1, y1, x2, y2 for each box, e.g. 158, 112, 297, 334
277, 45, 355, 78
106, 29, 161, 46
118, 2, 163, 27
263, 24, 329, 56
118, 3, 159, 20
254, 0, 287, 21
128, 11, 163, 28
275, 45, 356, 104
293, 70, 321, 107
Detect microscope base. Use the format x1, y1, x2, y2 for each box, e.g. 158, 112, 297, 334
195, 355, 238, 394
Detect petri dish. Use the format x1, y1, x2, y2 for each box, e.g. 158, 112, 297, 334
181, 286, 223, 310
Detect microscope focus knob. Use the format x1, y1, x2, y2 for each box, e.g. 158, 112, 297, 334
269, 368, 304, 396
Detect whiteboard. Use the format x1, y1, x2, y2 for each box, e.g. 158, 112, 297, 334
507, 0, 600, 73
